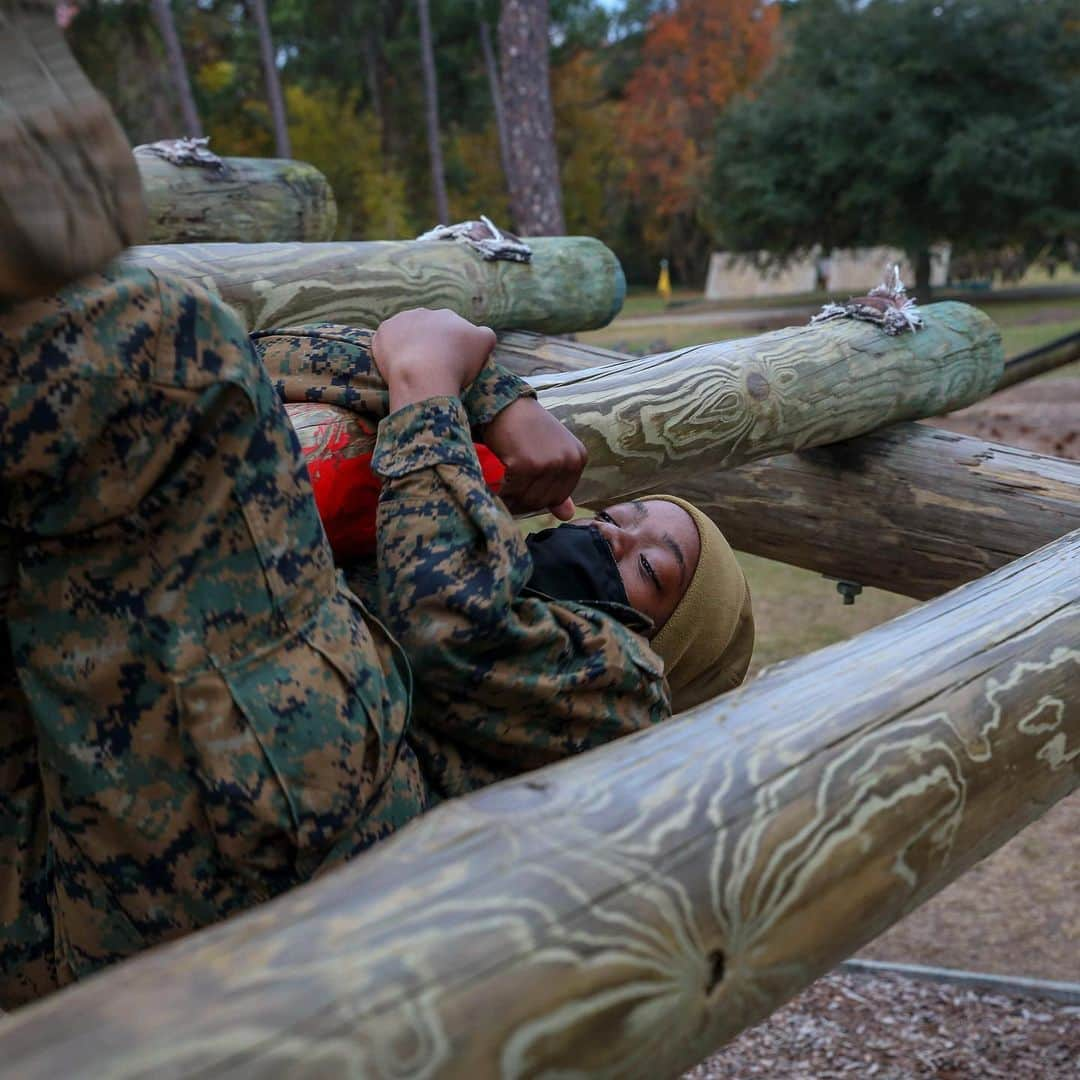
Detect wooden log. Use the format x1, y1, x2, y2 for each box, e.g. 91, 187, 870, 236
652, 423, 1080, 599
996, 328, 1080, 390
529, 302, 1003, 504
2, 531, 1076, 1076
119, 237, 626, 333
495, 319, 1079, 387
136, 151, 337, 243
494, 329, 627, 375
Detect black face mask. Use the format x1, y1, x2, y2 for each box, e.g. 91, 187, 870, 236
524, 524, 648, 631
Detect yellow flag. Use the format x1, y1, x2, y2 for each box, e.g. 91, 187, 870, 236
657, 258, 672, 302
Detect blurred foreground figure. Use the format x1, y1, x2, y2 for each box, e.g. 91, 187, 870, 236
0, 8, 751, 1009
0, 0, 144, 300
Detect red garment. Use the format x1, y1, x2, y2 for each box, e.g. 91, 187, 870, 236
286, 402, 505, 559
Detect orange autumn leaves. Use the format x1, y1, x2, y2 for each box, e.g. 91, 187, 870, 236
621, 0, 779, 259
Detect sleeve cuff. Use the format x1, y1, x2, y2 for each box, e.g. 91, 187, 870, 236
461, 360, 536, 428
372, 397, 484, 480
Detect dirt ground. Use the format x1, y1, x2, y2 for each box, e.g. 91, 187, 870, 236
688, 971, 1080, 1078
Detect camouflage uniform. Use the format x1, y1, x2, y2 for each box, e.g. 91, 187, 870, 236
0, 275, 668, 1010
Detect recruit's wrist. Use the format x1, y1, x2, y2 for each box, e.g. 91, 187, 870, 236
386, 365, 463, 413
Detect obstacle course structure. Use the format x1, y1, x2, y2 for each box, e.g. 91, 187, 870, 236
1, 147, 1077, 1077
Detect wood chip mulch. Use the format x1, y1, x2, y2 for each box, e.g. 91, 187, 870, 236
686, 971, 1080, 1079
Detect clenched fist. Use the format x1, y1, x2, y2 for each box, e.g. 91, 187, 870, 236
481, 397, 587, 520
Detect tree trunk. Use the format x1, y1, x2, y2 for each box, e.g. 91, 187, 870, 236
417, 0, 450, 224
498, 0, 565, 235
913, 245, 933, 300
479, 18, 513, 202
363, 32, 384, 133
148, 0, 203, 137
249, 0, 291, 158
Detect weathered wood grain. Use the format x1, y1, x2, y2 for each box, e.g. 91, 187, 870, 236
528, 303, 1003, 504
595, 423, 1080, 599
494, 329, 628, 375
2, 531, 1076, 1077
119, 237, 626, 333
136, 152, 337, 243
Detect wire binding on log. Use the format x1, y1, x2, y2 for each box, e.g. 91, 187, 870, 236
134, 136, 225, 170
812, 265, 924, 335
416, 215, 533, 263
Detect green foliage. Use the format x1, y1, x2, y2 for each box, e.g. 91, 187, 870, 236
708, 0, 1080, 282
285, 87, 412, 239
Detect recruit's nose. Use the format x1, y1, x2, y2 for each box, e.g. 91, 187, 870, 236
592, 518, 628, 559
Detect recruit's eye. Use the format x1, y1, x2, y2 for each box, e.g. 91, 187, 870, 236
595, 510, 616, 525
640, 553, 661, 591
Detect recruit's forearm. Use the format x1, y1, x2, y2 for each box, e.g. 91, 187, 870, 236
250, 324, 534, 428
371, 398, 670, 779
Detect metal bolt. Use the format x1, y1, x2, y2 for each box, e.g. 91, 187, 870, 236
836, 580, 863, 605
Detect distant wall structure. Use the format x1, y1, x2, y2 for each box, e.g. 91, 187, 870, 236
706, 246, 951, 300
705, 251, 819, 300
826, 245, 951, 293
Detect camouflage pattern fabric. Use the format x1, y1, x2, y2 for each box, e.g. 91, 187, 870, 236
370, 398, 671, 799
0, 270, 422, 1008
251, 322, 534, 427
0, 288, 669, 1010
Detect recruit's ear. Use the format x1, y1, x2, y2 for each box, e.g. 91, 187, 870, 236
0, 0, 146, 301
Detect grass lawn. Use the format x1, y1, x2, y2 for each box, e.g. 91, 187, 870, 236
736, 553, 916, 677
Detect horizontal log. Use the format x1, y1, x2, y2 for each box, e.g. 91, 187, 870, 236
494, 319, 1077, 387
136, 151, 338, 244
119, 237, 626, 333
602, 422, 1080, 599
529, 302, 1003, 503
3, 531, 1076, 1076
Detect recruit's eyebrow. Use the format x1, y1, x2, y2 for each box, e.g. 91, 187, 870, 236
627, 500, 649, 523
662, 533, 688, 590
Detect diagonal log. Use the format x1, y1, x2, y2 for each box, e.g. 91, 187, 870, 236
1, 531, 1076, 1076
996, 328, 1080, 390
119, 237, 627, 334
527, 302, 1003, 501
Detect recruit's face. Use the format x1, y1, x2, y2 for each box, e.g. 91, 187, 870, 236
591, 500, 701, 633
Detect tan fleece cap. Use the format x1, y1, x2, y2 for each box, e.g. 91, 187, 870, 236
640, 495, 754, 713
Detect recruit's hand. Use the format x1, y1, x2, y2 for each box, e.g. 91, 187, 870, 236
481, 397, 587, 520
372, 308, 497, 411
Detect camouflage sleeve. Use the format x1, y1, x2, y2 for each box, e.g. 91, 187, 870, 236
250, 322, 534, 430
461, 358, 536, 428
372, 397, 671, 798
